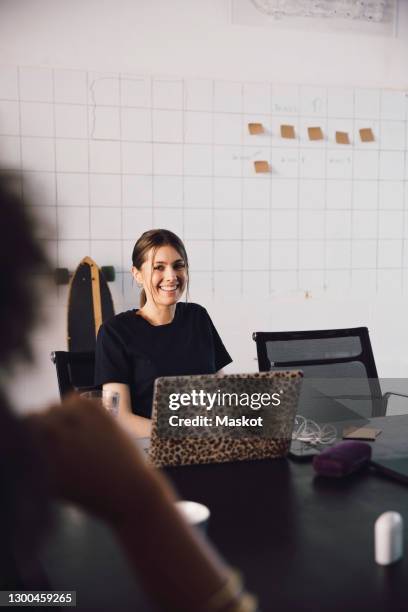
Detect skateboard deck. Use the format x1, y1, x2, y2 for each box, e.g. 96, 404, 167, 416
67, 256, 115, 352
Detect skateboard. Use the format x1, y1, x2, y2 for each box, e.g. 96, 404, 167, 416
56, 257, 115, 352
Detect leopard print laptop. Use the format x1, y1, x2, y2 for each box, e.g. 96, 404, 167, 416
148, 370, 303, 468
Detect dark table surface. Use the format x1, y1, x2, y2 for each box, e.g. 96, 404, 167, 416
40, 414, 408, 612
164, 414, 408, 612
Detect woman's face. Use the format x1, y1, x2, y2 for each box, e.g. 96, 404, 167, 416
133, 245, 187, 307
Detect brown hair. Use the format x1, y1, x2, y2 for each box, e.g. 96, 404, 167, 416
132, 229, 189, 307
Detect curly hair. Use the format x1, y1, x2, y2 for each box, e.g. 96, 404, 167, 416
0, 173, 50, 370
0, 173, 52, 586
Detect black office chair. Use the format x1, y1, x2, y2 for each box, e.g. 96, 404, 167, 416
50, 351, 100, 398
252, 327, 387, 418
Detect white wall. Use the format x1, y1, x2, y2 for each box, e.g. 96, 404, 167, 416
1, 0, 408, 86
2, 0, 408, 411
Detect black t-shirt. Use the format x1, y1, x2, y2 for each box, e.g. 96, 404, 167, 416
94, 302, 232, 418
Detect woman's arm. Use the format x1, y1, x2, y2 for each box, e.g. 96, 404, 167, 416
103, 382, 151, 438
25, 398, 257, 611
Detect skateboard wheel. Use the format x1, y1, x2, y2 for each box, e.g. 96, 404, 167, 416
54, 268, 70, 285
101, 266, 115, 282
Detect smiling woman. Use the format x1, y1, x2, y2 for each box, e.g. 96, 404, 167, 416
95, 229, 232, 437
133, 230, 189, 316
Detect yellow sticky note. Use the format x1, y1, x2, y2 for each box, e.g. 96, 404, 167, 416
281, 124, 296, 139
254, 160, 270, 173
308, 127, 324, 141
248, 123, 264, 135
336, 131, 350, 145
359, 128, 375, 142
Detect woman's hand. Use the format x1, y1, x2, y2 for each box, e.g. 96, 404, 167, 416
24, 395, 171, 525
103, 382, 152, 438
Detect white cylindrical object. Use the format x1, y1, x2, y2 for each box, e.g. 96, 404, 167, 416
375, 511, 404, 566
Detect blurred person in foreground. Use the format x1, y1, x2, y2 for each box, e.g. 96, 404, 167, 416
0, 172, 257, 612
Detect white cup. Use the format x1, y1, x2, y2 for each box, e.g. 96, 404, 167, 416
80, 390, 120, 417
175, 500, 210, 533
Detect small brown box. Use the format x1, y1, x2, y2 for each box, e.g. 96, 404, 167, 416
308, 126, 324, 141
281, 124, 296, 139
343, 427, 381, 441
336, 131, 350, 145
254, 160, 270, 173
248, 123, 264, 135
359, 128, 375, 143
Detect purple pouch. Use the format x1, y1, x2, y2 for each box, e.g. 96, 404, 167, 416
313, 440, 372, 478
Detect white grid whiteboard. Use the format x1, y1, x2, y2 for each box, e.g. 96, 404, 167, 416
0, 65, 407, 303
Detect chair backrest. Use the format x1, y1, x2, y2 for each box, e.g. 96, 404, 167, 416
252, 327, 384, 418
50, 351, 99, 399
